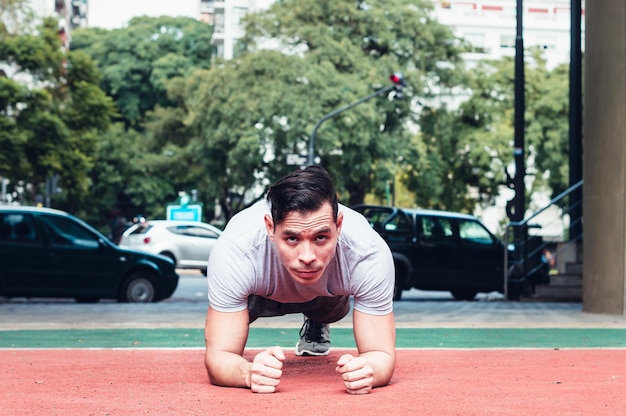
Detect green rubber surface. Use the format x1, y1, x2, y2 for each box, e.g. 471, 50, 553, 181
1, 327, 625, 349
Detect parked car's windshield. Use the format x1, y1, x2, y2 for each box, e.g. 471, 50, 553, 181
127, 224, 152, 235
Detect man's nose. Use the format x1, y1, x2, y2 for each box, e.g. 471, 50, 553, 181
298, 242, 316, 264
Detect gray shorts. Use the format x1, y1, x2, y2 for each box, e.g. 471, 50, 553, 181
247, 295, 351, 324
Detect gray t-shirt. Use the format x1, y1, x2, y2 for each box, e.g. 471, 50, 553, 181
207, 200, 394, 315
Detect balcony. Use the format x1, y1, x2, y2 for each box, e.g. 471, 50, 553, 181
200, 0, 225, 12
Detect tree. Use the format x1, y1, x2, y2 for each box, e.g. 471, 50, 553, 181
1, 10, 115, 211
525, 56, 570, 197
403, 48, 570, 213
182, 51, 311, 219
0, 0, 35, 35
70, 16, 214, 129
66, 16, 216, 225
184, 0, 464, 217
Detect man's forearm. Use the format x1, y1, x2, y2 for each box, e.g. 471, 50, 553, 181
205, 350, 252, 388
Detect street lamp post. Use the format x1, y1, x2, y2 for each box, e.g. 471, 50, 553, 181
306, 73, 406, 166
506, 0, 525, 223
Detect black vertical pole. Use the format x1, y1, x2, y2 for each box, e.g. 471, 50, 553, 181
513, 0, 525, 222
569, 0, 583, 242
505, 0, 526, 299
507, 0, 525, 223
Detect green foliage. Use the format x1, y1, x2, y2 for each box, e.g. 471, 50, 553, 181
525, 58, 570, 196
0, 0, 35, 36
1, 12, 115, 215
403, 48, 570, 213
183, 50, 370, 214
192, 0, 465, 212
71, 16, 213, 129
78, 124, 176, 227
61, 16, 217, 226
2, 2, 573, 230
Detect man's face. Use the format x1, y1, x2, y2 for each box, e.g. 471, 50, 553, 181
264, 202, 343, 285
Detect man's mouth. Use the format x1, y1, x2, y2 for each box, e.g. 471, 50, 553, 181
294, 269, 320, 279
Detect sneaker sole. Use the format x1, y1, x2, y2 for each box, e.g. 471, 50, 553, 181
294, 342, 330, 356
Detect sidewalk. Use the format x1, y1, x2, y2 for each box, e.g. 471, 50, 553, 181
2, 296, 626, 330
2, 297, 626, 349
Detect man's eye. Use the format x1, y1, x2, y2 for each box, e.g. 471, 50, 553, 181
316, 235, 328, 242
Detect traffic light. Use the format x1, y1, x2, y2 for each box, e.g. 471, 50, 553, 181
389, 72, 406, 99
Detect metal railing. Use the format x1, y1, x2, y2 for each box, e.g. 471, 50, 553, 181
503, 180, 583, 300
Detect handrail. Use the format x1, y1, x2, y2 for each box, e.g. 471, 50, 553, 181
503, 179, 583, 300
508, 180, 583, 228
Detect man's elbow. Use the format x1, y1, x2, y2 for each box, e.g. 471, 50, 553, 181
204, 352, 222, 386
204, 350, 251, 389
372, 351, 396, 388
205, 360, 229, 387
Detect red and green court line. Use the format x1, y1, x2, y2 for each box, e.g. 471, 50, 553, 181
1, 327, 625, 349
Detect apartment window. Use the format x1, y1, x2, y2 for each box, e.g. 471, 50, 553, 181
212, 41, 224, 59
232, 6, 248, 27
500, 34, 515, 49
463, 32, 486, 53
534, 35, 557, 51
200, 12, 214, 25
214, 12, 225, 33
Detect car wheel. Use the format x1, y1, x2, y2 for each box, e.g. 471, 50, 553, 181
450, 290, 477, 301
393, 263, 406, 301
119, 273, 156, 303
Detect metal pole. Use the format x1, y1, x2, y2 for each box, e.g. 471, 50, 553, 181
569, 0, 583, 241
512, 0, 525, 222
503, 0, 526, 299
307, 85, 394, 166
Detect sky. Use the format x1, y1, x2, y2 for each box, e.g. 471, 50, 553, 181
87, 0, 200, 29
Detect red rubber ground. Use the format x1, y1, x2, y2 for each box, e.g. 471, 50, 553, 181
3, 349, 625, 415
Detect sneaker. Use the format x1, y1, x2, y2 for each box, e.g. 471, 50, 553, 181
295, 318, 330, 356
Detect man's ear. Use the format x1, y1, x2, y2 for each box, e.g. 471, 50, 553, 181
264, 214, 275, 240
336, 211, 344, 233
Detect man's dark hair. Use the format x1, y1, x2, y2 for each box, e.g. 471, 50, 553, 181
266, 166, 339, 225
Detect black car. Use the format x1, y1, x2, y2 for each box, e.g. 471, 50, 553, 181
353, 204, 511, 301
0, 206, 179, 303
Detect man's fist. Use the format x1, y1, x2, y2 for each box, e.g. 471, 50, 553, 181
335, 354, 374, 394
250, 346, 285, 393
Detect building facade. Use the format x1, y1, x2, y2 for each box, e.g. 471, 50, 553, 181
434, 1, 584, 69
199, 0, 273, 59
29, 0, 88, 47
78, 1, 583, 66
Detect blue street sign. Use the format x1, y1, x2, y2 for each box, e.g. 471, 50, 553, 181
166, 204, 203, 222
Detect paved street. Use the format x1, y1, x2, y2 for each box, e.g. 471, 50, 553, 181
1, 272, 626, 330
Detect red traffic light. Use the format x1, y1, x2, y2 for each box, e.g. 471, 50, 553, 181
389, 72, 406, 99
390, 72, 406, 86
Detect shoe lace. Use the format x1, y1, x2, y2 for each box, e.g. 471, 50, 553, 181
300, 319, 323, 342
